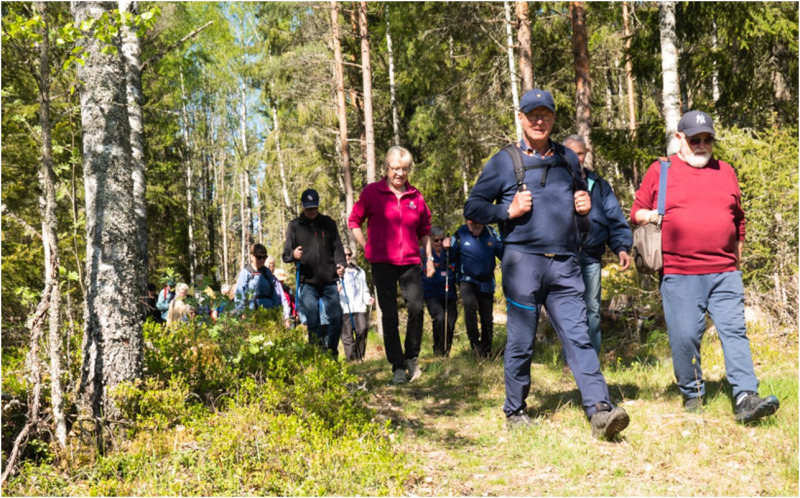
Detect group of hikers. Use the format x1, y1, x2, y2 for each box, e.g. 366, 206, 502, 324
148, 88, 781, 439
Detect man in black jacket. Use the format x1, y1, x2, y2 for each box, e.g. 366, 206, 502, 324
283, 189, 346, 356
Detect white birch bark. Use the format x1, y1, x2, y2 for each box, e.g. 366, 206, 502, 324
504, 1, 522, 142
659, 1, 681, 156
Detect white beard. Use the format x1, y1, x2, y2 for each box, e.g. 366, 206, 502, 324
683, 151, 711, 168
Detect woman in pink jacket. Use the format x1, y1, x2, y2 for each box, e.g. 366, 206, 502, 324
349, 146, 435, 385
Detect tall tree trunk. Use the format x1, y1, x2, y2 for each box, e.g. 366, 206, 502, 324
239, 80, 250, 264
272, 102, 292, 212
516, 1, 534, 92
33, 1, 66, 450
711, 18, 720, 105
385, 5, 400, 146
74, 0, 143, 427
622, 1, 637, 140
570, 1, 594, 170
179, 68, 197, 284
659, 1, 681, 156
504, 1, 522, 142
359, 1, 376, 183
119, 0, 147, 311
331, 2, 354, 220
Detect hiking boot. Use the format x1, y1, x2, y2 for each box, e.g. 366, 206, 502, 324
734, 392, 779, 424
683, 396, 704, 414
590, 402, 630, 439
390, 368, 407, 385
506, 411, 533, 430
406, 357, 422, 382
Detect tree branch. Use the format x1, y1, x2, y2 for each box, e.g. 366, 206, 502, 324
141, 21, 214, 72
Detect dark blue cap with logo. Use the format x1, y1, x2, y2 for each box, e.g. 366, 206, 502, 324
520, 89, 556, 114
678, 110, 715, 137
301, 188, 320, 209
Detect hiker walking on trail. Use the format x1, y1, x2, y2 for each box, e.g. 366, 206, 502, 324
234, 244, 282, 312
450, 219, 503, 359
421, 226, 458, 357
283, 189, 346, 356
564, 135, 632, 355
631, 110, 779, 423
349, 145, 436, 385
273, 268, 297, 326
463, 88, 630, 439
339, 247, 374, 362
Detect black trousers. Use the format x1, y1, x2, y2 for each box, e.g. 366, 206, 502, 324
371, 263, 425, 372
425, 295, 458, 356
460, 281, 495, 355
341, 312, 369, 361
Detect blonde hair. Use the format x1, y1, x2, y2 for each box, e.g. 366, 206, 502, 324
383, 145, 414, 173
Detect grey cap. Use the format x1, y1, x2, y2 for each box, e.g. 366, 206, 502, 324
678, 110, 715, 137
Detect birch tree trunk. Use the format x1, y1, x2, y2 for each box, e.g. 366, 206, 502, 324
385, 5, 400, 146
179, 68, 197, 284
516, 1, 534, 92
239, 80, 250, 264
331, 1, 354, 221
119, 0, 147, 311
659, 1, 681, 156
622, 1, 637, 140
504, 1, 522, 142
272, 103, 292, 212
711, 18, 720, 105
33, 1, 66, 449
74, 0, 143, 425
359, 1, 376, 183
570, 1, 594, 170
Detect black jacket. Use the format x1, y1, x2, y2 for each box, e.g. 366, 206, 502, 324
282, 213, 346, 287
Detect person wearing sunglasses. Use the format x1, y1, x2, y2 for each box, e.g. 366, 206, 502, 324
283, 188, 347, 357
632, 111, 780, 424
464, 88, 629, 439
234, 243, 282, 312
420, 226, 458, 357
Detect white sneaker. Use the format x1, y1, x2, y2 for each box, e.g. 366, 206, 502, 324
391, 369, 407, 385
406, 358, 422, 382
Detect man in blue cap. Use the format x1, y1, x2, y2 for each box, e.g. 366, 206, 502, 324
464, 88, 629, 439
283, 188, 347, 357
632, 110, 780, 423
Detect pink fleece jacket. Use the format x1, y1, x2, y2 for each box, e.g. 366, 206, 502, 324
348, 178, 432, 265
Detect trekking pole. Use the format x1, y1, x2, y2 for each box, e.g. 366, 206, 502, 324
444, 248, 450, 357
341, 275, 362, 362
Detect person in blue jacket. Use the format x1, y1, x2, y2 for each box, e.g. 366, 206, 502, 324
450, 219, 503, 359
156, 278, 176, 323
420, 226, 458, 357
564, 135, 632, 355
463, 88, 629, 439
234, 243, 282, 312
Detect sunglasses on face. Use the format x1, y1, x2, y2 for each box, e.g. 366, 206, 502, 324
253, 255, 267, 260
432, 238, 444, 243
688, 136, 714, 146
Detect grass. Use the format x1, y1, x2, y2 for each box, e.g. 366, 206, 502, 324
3, 306, 797, 496
350, 309, 798, 496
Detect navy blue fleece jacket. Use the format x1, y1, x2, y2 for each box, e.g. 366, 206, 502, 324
463, 142, 587, 256
579, 170, 633, 265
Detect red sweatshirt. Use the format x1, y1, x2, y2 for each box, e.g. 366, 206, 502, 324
631, 155, 745, 275
348, 178, 432, 265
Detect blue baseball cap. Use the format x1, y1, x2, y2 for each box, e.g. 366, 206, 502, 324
678, 110, 715, 137
301, 188, 319, 209
519, 89, 555, 114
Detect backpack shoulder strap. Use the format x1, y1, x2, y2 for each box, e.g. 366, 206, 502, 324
503, 144, 526, 192
657, 157, 670, 216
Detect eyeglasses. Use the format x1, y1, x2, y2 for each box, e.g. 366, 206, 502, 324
388, 166, 410, 174
253, 255, 267, 260
688, 136, 714, 146
525, 114, 554, 123
432, 238, 444, 243
345, 253, 352, 258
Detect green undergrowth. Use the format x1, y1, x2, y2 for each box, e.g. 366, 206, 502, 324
4, 309, 413, 496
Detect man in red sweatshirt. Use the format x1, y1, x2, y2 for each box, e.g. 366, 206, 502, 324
631, 110, 779, 424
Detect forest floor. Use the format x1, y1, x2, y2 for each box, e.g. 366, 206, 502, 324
350, 312, 799, 496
